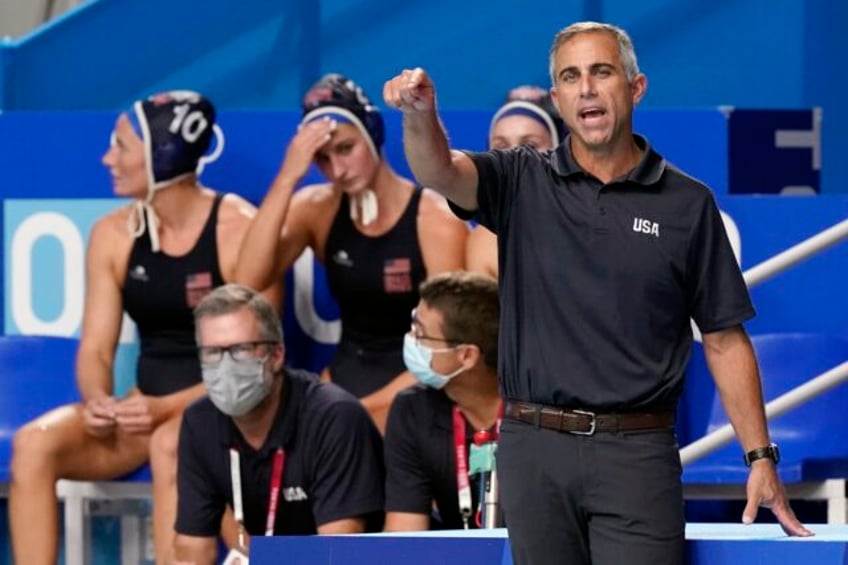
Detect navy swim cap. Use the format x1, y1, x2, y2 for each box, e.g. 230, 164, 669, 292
127, 90, 217, 189
124, 90, 219, 252
490, 85, 567, 148
301, 74, 384, 157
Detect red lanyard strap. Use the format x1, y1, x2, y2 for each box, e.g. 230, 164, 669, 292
229, 447, 286, 539
451, 406, 473, 529
453, 402, 504, 529
265, 448, 285, 536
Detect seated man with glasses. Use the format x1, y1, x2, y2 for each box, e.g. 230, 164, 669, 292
173, 283, 385, 564
383, 271, 502, 531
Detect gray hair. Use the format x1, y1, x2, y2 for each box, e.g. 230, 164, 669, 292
549, 21, 640, 85
193, 283, 282, 345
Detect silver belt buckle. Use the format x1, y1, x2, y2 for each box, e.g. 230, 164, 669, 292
570, 409, 596, 436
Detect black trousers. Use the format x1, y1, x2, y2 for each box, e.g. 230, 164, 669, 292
497, 418, 685, 565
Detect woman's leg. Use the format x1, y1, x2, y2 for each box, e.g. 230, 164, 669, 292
9, 403, 149, 565
219, 506, 239, 550
150, 414, 183, 565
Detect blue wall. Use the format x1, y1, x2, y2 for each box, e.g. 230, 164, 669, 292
0, 0, 845, 192
2, 109, 846, 354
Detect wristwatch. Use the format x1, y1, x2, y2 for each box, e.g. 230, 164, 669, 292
743, 443, 780, 467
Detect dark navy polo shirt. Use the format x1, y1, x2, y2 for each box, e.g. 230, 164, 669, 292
175, 367, 385, 537
450, 135, 754, 410
384, 385, 486, 529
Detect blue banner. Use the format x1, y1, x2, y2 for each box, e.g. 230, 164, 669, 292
728, 109, 821, 195
1, 109, 845, 385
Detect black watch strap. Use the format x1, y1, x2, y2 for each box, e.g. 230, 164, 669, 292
743, 443, 780, 467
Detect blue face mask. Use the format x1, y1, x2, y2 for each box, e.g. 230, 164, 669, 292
403, 333, 463, 390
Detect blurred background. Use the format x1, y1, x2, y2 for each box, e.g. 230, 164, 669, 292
0, 1, 846, 563
0, 0, 846, 193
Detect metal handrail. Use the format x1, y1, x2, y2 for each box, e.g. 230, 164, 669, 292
744, 217, 848, 289
680, 361, 848, 465
681, 216, 848, 465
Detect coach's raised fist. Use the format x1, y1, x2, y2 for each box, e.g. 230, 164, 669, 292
383, 68, 435, 113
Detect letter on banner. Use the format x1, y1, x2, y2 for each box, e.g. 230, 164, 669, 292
293, 248, 340, 344
11, 212, 84, 335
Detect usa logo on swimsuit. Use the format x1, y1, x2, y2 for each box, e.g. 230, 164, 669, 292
383, 258, 412, 293
185, 272, 213, 307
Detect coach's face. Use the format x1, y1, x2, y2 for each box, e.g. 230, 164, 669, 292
550, 31, 646, 153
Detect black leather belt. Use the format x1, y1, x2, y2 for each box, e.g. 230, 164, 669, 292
503, 401, 674, 436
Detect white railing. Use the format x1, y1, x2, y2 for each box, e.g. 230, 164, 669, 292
680, 360, 848, 465
681, 217, 848, 466
743, 217, 848, 288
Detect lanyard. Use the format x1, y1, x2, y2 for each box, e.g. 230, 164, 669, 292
451, 407, 473, 529
472, 404, 504, 445
229, 446, 286, 546
452, 402, 504, 529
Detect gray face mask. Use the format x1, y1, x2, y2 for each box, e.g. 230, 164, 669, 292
202, 355, 272, 417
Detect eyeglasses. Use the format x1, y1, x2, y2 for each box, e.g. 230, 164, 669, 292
409, 308, 463, 348
198, 341, 277, 365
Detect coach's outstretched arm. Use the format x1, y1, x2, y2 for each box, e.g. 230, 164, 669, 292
384, 68, 479, 211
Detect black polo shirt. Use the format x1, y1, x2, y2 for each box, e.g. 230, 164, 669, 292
384, 385, 486, 529
451, 135, 754, 410
175, 367, 385, 537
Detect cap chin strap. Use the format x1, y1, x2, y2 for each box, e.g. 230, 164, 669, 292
126, 169, 195, 253
127, 197, 162, 253
128, 99, 167, 254
128, 124, 222, 253
349, 188, 378, 226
